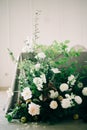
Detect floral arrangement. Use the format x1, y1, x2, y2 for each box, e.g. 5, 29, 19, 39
6, 40, 87, 123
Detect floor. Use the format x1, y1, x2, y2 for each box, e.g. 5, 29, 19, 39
0, 90, 87, 130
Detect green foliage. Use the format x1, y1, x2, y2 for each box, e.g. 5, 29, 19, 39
34, 40, 80, 68
6, 40, 87, 123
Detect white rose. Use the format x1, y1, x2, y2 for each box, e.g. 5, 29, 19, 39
74, 96, 82, 104
82, 87, 87, 96
33, 77, 43, 85
60, 83, 69, 92
49, 90, 58, 99
21, 87, 32, 100
51, 68, 61, 74
49, 100, 58, 109
68, 75, 75, 81
35, 52, 46, 59
28, 102, 40, 116
61, 98, 71, 109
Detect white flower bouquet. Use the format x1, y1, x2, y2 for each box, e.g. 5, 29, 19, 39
6, 40, 87, 123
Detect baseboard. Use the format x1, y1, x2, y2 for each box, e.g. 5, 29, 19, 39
0, 86, 9, 91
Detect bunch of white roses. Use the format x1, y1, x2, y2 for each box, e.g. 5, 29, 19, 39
6, 50, 87, 122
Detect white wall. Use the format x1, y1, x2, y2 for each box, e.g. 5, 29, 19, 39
0, 0, 10, 87
0, 0, 32, 87
32, 0, 87, 48
0, 0, 87, 87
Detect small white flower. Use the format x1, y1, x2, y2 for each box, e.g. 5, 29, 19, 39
33, 77, 43, 91
74, 96, 82, 104
65, 93, 75, 100
28, 102, 40, 116
82, 87, 87, 96
68, 75, 76, 85
21, 87, 32, 100
49, 100, 58, 109
65, 93, 76, 106
51, 68, 61, 74
49, 90, 58, 99
65, 94, 70, 98
34, 63, 41, 71
60, 83, 69, 92
71, 80, 76, 85
35, 52, 46, 59
61, 98, 71, 109
33, 77, 43, 85
40, 73, 46, 83
68, 75, 75, 81
70, 93, 75, 99
7, 88, 13, 98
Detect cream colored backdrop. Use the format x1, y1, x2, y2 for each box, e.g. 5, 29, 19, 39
0, 0, 87, 87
